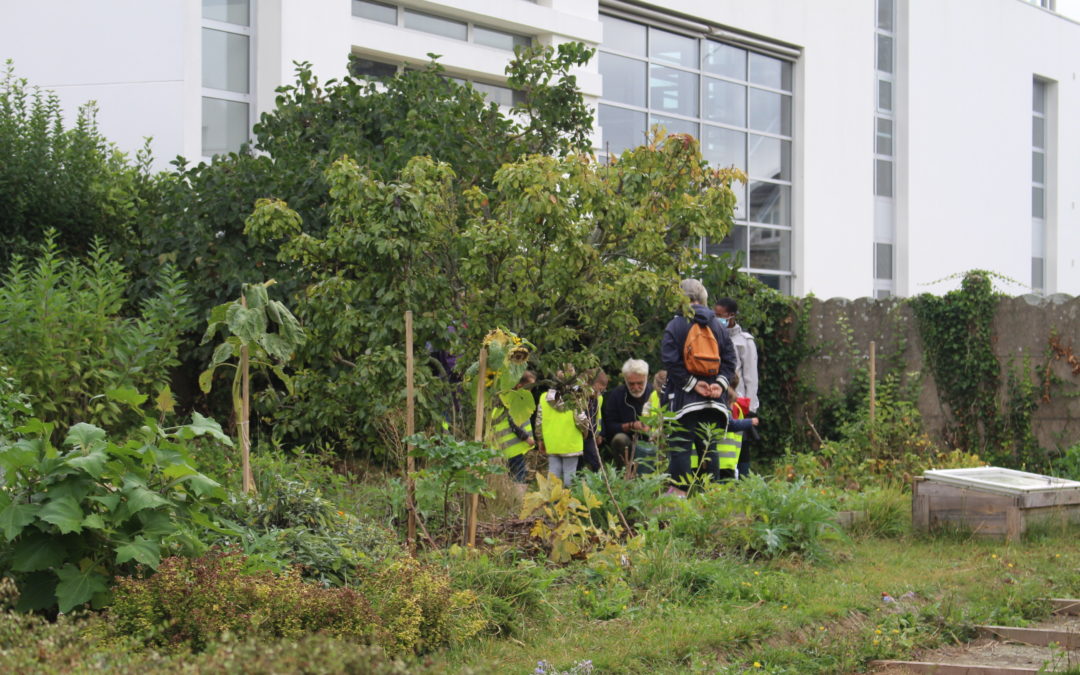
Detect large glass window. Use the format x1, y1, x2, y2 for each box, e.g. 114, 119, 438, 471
352, 1, 531, 52
1031, 78, 1048, 292
201, 0, 250, 157
598, 13, 795, 291
873, 0, 896, 296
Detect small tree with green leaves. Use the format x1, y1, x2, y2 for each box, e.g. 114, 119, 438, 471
199, 281, 305, 492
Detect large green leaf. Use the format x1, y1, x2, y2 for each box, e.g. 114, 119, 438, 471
180, 412, 234, 446
67, 448, 109, 478
64, 423, 107, 451
179, 473, 225, 500
0, 502, 39, 541
123, 484, 169, 515
88, 493, 121, 512
208, 340, 235, 369
45, 476, 94, 504
136, 509, 174, 538
499, 389, 536, 426
10, 532, 66, 571
226, 303, 267, 342
56, 563, 109, 613
105, 387, 148, 409
115, 536, 161, 569
162, 462, 197, 480
0, 439, 43, 477
14, 418, 55, 438
38, 496, 84, 534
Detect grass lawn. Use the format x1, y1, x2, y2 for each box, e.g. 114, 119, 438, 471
439, 528, 1080, 674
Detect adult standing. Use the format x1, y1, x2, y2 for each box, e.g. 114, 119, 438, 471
714, 297, 759, 477
601, 359, 661, 474
661, 279, 737, 494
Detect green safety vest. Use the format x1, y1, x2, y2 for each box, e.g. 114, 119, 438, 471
539, 396, 584, 456
491, 406, 532, 459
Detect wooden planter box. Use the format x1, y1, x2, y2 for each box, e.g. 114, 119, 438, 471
912, 467, 1080, 541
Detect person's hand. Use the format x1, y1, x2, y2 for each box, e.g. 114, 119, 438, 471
751, 417, 760, 427
694, 381, 711, 397
707, 383, 724, 399
527, 437, 536, 447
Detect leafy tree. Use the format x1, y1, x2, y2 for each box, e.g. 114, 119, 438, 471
246, 131, 739, 458
0, 61, 146, 264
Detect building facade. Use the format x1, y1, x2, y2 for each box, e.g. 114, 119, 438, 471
2, 0, 1078, 298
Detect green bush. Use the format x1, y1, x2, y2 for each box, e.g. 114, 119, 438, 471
0, 235, 194, 433
106, 549, 380, 653
667, 475, 843, 561
838, 485, 910, 538
0, 395, 231, 614
443, 546, 559, 637
573, 464, 668, 529
0, 366, 30, 443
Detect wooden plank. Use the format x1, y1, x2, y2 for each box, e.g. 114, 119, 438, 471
913, 479, 930, 531
870, 660, 1041, 674
1018, 489, 1080, 509
1005, 501, 1022, 542
977, 625, 1080, 649
1050, 598, 1080, 615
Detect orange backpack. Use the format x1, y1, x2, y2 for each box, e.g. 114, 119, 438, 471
683, 319, 721, 377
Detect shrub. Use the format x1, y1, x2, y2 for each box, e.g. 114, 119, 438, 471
0, 234, 194, 434
667, 475, 843, 561
573, 464, 668, 529
362, 556, 486, 655
106, 550, 380, 653
0, 366, 30, 443
0, 396, 230, 614
444, 546, 560, 637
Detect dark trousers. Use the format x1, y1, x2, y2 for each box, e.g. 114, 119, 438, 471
667, 409, 732, 487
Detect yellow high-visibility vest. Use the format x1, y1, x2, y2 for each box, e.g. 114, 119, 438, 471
491, 407, 531, 459
539, 396, 583, 456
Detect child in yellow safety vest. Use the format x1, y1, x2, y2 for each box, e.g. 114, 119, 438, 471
491, 371, 537, 486
536, 387, 587, 487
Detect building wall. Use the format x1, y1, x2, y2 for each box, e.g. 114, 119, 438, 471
0, 0, 200, 165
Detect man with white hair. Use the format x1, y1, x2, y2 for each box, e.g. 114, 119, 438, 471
661, 278, 737, 493
601, 358, 661, 473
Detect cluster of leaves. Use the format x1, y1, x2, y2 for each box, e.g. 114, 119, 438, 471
520, 472, 630, 563
0, 235, 194, 433
0, 366, 30, 443
104, 549, 379, 653
666, 475, 843, 561
0, 390, 230, 613
405, 433, 502, 533
911, 271, 1012, 461
0, 61, 147, 265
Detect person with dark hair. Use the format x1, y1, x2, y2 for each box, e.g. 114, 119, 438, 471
661, 279, 737, 495
714, 297, 759, 477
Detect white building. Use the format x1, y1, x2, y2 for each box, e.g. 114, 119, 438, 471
2, 0, 1078, 299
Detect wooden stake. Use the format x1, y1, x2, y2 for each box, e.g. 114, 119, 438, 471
240, 295, 254, 494
869, 340, 877, 424
405, 311, 417, 556
467, 347, 487, 547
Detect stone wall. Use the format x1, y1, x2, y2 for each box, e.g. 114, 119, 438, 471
800, 294, 1080, 453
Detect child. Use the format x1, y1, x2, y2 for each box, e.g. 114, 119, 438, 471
724, 396, 760, 479
491, 371, 536, 490
536, 385, 586, 487
580, 369, 608, 473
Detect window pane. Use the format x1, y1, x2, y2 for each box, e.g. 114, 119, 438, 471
599, 105, 646, 155
875, 159, 893, 197
875, 242, 893, 280
1032, 116, 1045, 148
202, 97, 248, 156
470, 81, 517, 107
350, 57, 397, 79
202, 28, 249, 93
749, 53, 791, 90
1032, 150, 1045, 184
404, 9, 466, 40
702, 126, 745, 172
876, 117, 893, 156
749, 226, 791, 271
1033, 80, 1047, 113
703, 78, 745, 126
204, 0, 249, 25
877, 34, 894, 73
703, 41, 745, 80
877, 0, 894, 31
475, 26, 530, 51
733, 181, 747, 220
748, 89, 791, 135
1032, 186, 1045, 218
875, 289, 893, 299
601, 14, 646, 56
649, 65, 697, 117
749, 135, 790, 180
600, 53, 646, 107
753, 273, 791, 294
749, 182, 789, 225
650, 114, 698, 138
878, 80, 893, 111
1032, 257, 1045, 291
352, 0, 396, 24
1033, 219, 1046, 256
705, 225, 748, 260
649, 28, 697, 68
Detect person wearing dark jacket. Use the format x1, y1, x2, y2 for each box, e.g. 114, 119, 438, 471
661, 278, 737, 494
602, 359, 661, 473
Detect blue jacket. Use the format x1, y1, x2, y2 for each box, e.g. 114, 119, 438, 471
660, 304, 737, 421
